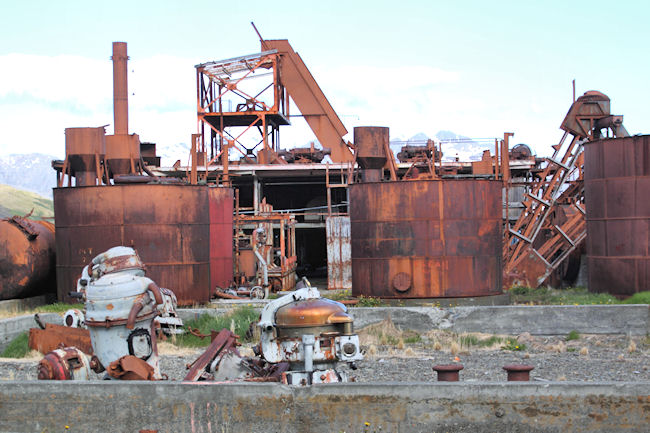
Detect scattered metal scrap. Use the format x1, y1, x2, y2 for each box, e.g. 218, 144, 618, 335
29, 321, 93, 355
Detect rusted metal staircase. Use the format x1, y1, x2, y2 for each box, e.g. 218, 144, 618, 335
503, 91, 628, 288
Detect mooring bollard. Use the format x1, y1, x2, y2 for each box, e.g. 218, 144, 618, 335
432, 364, 464, 381
503, 364, 534, 381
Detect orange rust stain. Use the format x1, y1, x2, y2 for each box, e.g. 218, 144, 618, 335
106, 304, 114, 310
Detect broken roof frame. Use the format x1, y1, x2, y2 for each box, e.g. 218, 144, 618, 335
196, 49, 289, 167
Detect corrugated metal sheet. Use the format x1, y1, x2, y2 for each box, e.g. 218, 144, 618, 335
326, 216, 351, 290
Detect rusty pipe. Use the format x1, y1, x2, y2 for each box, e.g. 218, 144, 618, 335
112, 42, 129, 135
147, 282, 164, 305
126, 300, 145, 330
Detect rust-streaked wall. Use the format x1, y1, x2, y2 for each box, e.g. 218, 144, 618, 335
0, 382, 647, 433
54, 184, 233, 305
350, 179, 502, 298
584, 135, 650, 296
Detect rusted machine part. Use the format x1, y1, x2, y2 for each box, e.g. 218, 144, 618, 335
350, 179, 502, 298
29, 322, 93, 355
54, 184, 233, 305
107, 355, 156, 380
509, 143, 533, 161
37, 347, 92, 381
278, 147, 330, 163
63, 309, 85, 328
0, 216, 55, 300
184, 329, 242, 381
275, 297, 353, 331
584, 135, 650, 296
354, 127, 389, 183
503, 364, 534, 381
432, 364, 464, 382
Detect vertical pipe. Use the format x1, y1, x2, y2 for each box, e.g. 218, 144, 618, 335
112, 42, 129, 135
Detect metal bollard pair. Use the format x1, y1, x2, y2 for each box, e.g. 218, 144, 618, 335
432, 364, 534, 381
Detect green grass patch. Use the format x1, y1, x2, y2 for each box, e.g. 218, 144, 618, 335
501, 337, 526, 352
459, 334, 479, 347
565, 330, 580, 341
621, 291, 650, 304
0, 184, 53, 219
403, 334, 422, 344
567, 347, 577, 352
459, 334, 503, 348
1, 332, 30, 358
356, 295, 385, 307
172, 307, 259, 348
323, 289, 352, 302
35, 302, 79, 314
509, 287, 619, 305
478, 335, 504, 347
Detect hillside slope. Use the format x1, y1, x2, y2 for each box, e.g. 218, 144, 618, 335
0, 184, 54, 219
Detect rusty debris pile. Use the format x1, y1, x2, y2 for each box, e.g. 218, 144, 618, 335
34, 246, 362, 385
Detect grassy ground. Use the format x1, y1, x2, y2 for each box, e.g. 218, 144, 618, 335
0, 184, 53, 219
508, 287, 650, 305
0, 332, 29, 358
170, 307, 259, 348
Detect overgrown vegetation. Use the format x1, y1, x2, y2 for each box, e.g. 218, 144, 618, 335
172, 307, 259, 348
458, 334, 504, 349
34, 303, 79, 314
509, 286, 620, 305
1, 332, 30, 358
356, 295, 385, 307
621, 292, 650, 304
565, 330, 580, 341
501, 337, 526, 352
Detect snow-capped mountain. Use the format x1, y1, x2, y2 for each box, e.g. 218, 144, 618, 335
0, 153, 58, 199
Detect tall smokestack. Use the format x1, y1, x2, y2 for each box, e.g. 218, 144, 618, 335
112, 42, 128, 135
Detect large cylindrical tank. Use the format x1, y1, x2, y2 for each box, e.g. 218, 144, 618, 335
350, 179, 502, 298
54, 184, 233, 305
584, 135, 650, 296
0, 216, 55, 300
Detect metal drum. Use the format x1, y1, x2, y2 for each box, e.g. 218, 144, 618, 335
0, 216, 55, 300
584, 135, 650, 296
350, 179, 502, 298
54, 184, 233, 305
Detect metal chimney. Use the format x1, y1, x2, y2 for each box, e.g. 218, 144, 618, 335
112, 42, 128, 135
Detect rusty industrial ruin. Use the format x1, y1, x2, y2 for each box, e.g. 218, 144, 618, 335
1, 27, 647, 307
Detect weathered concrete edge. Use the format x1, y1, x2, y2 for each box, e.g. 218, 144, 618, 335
0, 313, 61, 352
1, 381, 648, 433
179, 304, 650, 335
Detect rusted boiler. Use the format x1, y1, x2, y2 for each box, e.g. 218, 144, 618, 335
0, 216, 56, 300
584, 134, 650, 296
350, 127, 503, 298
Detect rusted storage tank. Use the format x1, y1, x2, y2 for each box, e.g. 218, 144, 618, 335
54, 184, 233, 305
350, 126, 502, 298
584, 135, 650, 296
64, 127, 106, 186
0, 216, 56, 300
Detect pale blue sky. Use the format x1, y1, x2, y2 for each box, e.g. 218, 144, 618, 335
0, 0, 648, 159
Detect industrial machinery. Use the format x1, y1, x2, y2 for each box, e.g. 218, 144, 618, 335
256, 286, 363, 385
195, 28, 354, 178
504, 91, 629, 288
76, 246, 166, 379
0, 214, 55, 300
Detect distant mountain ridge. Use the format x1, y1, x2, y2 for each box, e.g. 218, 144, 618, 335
0, 184, 53, 219
0, 153, 58, 199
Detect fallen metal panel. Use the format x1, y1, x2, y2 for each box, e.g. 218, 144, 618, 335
326, 216, 351, 290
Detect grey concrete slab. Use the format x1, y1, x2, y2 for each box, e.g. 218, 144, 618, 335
178, 305, 650, 336
0, 313, 61, 353
0, 294, 55, 314
0, 381, 648, 432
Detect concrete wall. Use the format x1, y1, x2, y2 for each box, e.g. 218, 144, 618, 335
0, 381, 648, 432
0, 313, 61, 352
180, 305, 650, 336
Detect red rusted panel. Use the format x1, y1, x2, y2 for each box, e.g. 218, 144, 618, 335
0, 217, 55, 300
326, 216, 352, 290
350, 179, 502, 298
54, 184, 233, 305
208, 187, 234, 292
584, 135, 650, 296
